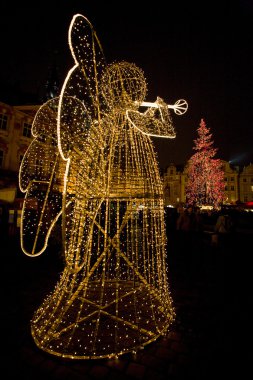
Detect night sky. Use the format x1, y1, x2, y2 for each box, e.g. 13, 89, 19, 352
1, 1, 252, 169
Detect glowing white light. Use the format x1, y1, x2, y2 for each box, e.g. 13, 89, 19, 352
140, 98, 188, 115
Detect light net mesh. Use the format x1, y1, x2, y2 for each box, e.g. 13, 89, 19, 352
19, 14, 179, 359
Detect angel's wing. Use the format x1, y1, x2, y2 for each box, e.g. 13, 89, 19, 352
19, 97, 66, 257
57, 14, 108, 161
51, 15, 111, 265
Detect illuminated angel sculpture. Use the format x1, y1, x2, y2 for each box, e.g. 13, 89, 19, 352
19, 14, 188, 359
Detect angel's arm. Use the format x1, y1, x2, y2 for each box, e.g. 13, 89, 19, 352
139, 98, 188, 116
127, 97, 188, 138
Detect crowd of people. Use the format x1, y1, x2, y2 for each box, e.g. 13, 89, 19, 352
175, 205, 204, 233
166, 204, 235, 235
165, 204, 237, 260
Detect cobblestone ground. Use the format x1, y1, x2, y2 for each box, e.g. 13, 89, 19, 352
2, 229, 252, 379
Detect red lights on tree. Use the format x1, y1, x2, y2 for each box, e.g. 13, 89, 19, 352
185, 118, 225, 209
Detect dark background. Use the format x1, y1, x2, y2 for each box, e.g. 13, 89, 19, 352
0, 0, 252, 168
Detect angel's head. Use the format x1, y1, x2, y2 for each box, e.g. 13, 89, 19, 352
100, 61, 147, 111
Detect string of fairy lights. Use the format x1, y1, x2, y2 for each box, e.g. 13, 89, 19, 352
19, 14, 187, 359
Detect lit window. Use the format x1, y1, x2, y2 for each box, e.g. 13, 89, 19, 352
0, 113, 8, 131
23, 122, 32, 138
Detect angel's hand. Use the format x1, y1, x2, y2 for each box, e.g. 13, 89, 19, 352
127, 96, 176, 138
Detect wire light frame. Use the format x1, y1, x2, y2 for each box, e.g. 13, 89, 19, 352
19, 14, 188, 359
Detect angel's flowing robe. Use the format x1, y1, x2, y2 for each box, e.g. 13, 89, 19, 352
30, 112, 175, 359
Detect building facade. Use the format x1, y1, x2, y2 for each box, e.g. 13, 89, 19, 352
0, 101, 39, 201
163, 160, 253, 207
239, 163, 253, 203
221, 160, 240, 204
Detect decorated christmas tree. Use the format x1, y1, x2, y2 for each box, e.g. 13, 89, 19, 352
186, 118, 225, 209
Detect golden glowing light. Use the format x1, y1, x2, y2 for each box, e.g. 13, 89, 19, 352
19, 13, 187, 359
